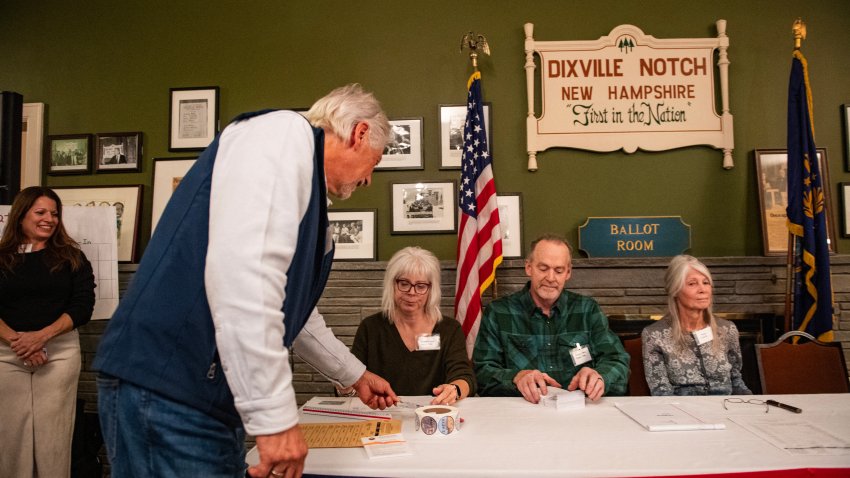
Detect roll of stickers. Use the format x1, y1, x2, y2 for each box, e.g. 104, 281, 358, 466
414, 406, 460, 436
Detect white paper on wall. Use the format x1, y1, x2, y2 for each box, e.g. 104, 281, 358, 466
0, 205, 119, 320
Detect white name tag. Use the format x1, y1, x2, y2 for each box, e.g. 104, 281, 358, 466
417, 334, 440, 351
570, 343, 592, 366
692, 327, 714, 345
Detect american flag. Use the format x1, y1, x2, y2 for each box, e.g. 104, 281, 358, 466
454, 71, 503, 357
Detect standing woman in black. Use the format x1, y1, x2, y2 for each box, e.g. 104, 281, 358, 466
0, 186, 96, 477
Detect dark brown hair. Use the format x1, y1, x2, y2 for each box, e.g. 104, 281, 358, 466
0, 186, 83, 273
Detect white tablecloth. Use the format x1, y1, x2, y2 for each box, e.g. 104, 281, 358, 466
249, 394, 850, 477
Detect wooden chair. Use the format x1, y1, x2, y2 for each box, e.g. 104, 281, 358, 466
621, 335, 651, 396
755, 331, 850, 395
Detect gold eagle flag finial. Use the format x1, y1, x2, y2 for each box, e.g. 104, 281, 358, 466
792, 18, 806, 50
460, 31, 491, 70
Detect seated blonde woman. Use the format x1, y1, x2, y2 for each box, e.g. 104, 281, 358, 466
340, 247, 475, 405
642, 255, 751, 396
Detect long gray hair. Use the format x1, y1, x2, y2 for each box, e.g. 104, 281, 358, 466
665, 255, 721, 353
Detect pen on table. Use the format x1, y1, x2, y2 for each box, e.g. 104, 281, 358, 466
766, 399, 802, 413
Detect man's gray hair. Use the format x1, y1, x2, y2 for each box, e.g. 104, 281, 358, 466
304, 84, 391, 151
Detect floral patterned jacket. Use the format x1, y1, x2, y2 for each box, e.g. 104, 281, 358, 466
641, 316, 751, 396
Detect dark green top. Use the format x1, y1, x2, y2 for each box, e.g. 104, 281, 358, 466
351, 312, 476, 396
473, 283, 630, 397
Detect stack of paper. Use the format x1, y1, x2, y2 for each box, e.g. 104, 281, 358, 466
301, 397, 392, 421
539, 387, 585, 410
615, 402, 725, 431
361, 433, 413, 459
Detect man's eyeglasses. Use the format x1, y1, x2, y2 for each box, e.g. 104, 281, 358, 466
396, 279, 431, 295
723, 398, 768, 413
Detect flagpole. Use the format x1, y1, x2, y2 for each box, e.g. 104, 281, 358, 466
784, 19, 805, 333
460, 33, 498, 299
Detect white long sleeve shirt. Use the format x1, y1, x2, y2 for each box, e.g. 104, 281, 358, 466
205, 110, 365, 435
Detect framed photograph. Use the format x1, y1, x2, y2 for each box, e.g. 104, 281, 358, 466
754, 148, 836, 255
496, 193, 524, 258
328, 209, 377, 260
841, 183, 850, 238
151, 157, 197, 236
95, 132, 142, 172
842, 104, 850, 172
169, 86, 220, 151
376, 118, 423, 170
46, 134, 92, 175
21, 103, 44, 187
439, 103, 491, 169
54, 185, 143, 263
391, 181, 457, 234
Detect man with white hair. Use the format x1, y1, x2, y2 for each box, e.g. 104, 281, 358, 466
94, 84, 399, 478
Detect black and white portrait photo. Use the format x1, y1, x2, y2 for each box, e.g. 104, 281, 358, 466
96, 132, 142, 172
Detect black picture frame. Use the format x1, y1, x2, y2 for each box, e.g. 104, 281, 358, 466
328, 209, 378, 260
390, 180, 457, 234
95, 132, 143, 173
439, 103, 492, 169
169, 86, 220, 151
841, 183, 850, 238
46, 134, 92, 175
376, 117, 424, 171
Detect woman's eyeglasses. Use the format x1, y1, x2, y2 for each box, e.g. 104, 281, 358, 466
396, 279, 431, 295
723, 398, 768, 413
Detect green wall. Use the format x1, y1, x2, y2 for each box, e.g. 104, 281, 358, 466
2, 0, 849, 260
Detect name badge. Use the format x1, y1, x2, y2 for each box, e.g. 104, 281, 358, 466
570, 343, 592, 366
417, 334, 440, 351
692, 327, 713, 345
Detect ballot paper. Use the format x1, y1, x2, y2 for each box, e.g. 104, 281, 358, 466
539, 387, 586, 410
361, 433, 413, 459
732, 417, 850, 455
616, 402, 726, 431
301, 419, 403, 448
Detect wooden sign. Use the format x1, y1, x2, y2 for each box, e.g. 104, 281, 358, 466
524, 21, 734, 170
578, 216, 691, 258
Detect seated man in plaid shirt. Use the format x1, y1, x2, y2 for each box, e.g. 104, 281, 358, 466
473, 234, 630, 402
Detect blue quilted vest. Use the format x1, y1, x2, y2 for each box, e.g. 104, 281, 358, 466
93, 110, 335, 427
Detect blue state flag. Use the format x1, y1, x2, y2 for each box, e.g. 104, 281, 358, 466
786, 50, 833, 341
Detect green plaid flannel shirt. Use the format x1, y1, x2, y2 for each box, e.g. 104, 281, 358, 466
473, 283, 630, 396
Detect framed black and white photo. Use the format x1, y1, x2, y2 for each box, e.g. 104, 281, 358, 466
376, 118, 423, 170
841, 183, 850, 238
496, 193, 524, 258
151, 157, 197, 236
169, 86, 220, 151
439, 103, 491, 169
754, 148, 836, 255
54, 185, 143, 263
95, 132, 142, 172
391, 181, 456, 234
328, 209, 377, 260
46, 134, 91, 175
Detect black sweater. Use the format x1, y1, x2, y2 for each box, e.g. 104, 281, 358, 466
0, 250, 95, 331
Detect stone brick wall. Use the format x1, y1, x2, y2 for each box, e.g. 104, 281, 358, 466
76, 255, 850, 475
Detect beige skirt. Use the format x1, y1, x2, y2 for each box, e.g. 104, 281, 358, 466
0, 330, 81, 478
